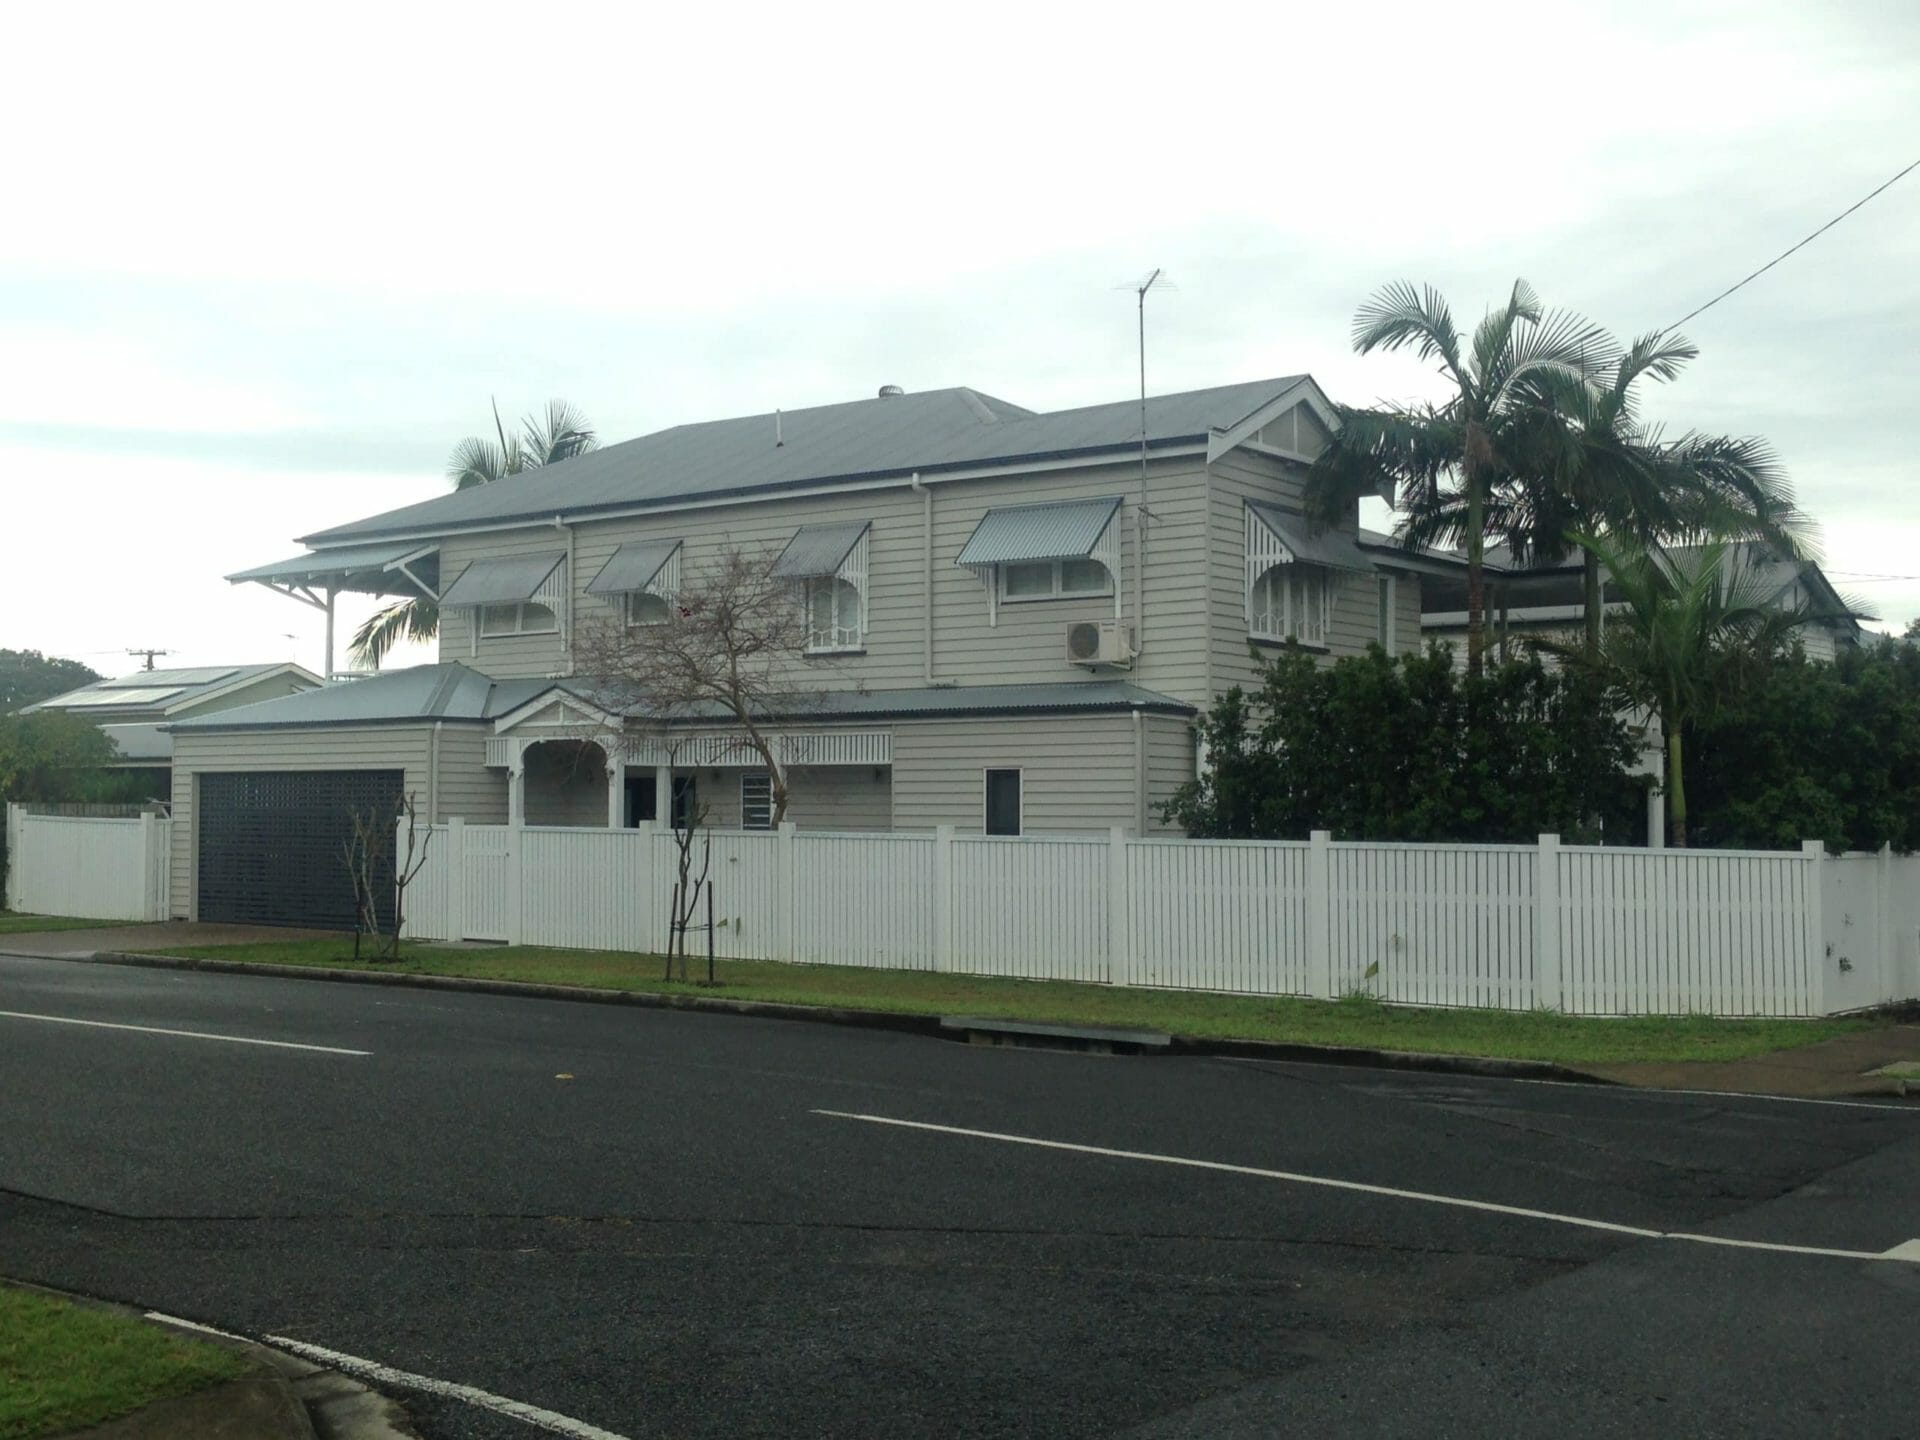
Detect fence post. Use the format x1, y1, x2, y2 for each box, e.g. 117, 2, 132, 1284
933, 825, 954, 972
1875, 843, 1894, 1008
1307, 830, 1333, 999
1802, 839, 1826, 1016
445, 818, 467, 944
139, 812, 160, 920
1535, 833, 1562, 1011
506, 817, 525, 946
778, 821, 798, 962
3, 803, 20, 912
1107, 826, 1128, 986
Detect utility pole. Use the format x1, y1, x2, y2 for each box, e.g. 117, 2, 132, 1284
125, 648, 173, 672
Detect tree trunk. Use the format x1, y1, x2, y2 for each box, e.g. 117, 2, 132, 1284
1666, 727, 1688, 849
1583, 549, 1603, 655
1464, 476, 1486, 679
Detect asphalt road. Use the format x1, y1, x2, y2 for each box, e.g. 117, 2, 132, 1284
1, 954, 1916, 1439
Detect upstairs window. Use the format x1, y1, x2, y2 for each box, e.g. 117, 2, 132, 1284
1249, 565, 1329, 646
999, 557, 1112, 602
805, 577, 864, 653
479, 600, 558, 637
626, 591, 670, 628
984, 768, 1022, 836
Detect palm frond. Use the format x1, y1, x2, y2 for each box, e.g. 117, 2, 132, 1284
1351, 282, 1465, 383
525, 399, 598, 465
446, 436, 509, 490
1302, 402, 1460, 526
349, 598, 441, 670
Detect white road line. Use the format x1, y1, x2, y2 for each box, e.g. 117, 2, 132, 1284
814, 1109, 1920, 1265
0, 1010, 368, 1056
144, 1313, 633, 1440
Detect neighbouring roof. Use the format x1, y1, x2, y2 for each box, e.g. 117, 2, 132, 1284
585, 539, 681, 596
956, 496, 1121, 568
226, 541, 440, 596
1248, 502, 1374, 574
771, 521, 870, 579
439, 553, 567, 608
168, 667, 1196, 732
297, 378, 1309, 546
168, 664, 562, 732
25, 663, 321, 719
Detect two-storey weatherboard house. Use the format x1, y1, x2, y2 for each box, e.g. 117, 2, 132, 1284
171, 377, 1439, 927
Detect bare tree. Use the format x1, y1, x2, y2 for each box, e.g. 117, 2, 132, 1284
340, 791, 435, 961
576, 544, 845, 827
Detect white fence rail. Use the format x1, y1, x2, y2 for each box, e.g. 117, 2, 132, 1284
397, 821, 1920, 1018
4, 804, 172, 922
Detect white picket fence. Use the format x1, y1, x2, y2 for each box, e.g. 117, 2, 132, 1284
4, 804, 172, 922
402, 820, 1920, 1018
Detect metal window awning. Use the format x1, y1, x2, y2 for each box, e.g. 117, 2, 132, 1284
226, 541, 441, 598
440, 553, 567, 608
771, 521, 870, 578
956, 496, 1121, 567
1247, 502, 1376, 574
585, 540, 681, 596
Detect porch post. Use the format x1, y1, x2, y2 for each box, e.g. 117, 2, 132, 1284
606, 750, 623, 829
323, 585, 337, 680
507, 744, 526, 828
655, 764, 672, 824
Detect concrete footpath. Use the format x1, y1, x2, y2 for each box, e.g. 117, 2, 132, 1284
3, 920, 1916, 1100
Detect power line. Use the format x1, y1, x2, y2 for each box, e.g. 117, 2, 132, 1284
1664, 156, 1920, 333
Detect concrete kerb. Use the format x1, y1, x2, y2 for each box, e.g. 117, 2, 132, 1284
3, 1278, 415, 1440
19, 947, 1612, 1086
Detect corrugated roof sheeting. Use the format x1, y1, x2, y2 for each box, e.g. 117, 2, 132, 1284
169, 664, 570, 730
439, 553, 566, 607
227, 541, 438, 589
301, 378, 1307, 545
771, 521, 870, 578
584, 540, 680, 596
1247, 502, 1376, 574
956, 496, 1121, 567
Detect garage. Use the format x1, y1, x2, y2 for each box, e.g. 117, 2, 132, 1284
197, 769, 404, 929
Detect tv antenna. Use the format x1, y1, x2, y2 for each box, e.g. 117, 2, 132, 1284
126, 648, 173, 672
1134, 268, 1166, 494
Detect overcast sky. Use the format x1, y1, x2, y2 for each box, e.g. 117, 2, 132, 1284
3, 0, 1915, 679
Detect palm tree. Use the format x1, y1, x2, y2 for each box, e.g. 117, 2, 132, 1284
1546, 533, 1805, 847
351, 400, 597, 669
1306, 280, 1617, 676
1497, 333, 1814, 654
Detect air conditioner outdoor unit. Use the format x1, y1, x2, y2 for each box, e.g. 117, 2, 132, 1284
1065, 619, 1134, 669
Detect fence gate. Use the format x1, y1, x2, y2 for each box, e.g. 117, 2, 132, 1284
197, 770, 403, 929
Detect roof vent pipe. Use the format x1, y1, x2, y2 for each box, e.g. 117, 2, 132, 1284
878, 385, 904, 398
775, 409, 783, 447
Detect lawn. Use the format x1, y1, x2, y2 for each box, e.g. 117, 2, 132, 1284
0, 913, 126, 935
149, 938, 1877, 1066
0, 1284, 253, 1440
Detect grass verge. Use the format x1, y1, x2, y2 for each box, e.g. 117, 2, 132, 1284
148, 939, 1877, 1066
0, 913, 128, 935
0, 1284, 254, 1440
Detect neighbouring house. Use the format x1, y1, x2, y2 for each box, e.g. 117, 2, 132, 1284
1414, 540, 1870, 847
1419, 540, 1869, 665
24, 663, 321, 803
173, 377, 1433, 927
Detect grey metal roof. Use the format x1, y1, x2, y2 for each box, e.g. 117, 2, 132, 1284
770, 521, 869, 579
584, 539, 680, 596
1248, 502, 1376, 574
168, 665, 569, 731
439, 553, 566, 608
298, 378, 1308, 545
25, 663, 318, 718
956, 496, 1121, 568
227, 541, 440, 596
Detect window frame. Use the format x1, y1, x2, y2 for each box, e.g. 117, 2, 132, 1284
740, 771, 774, 831
983, 767, 1023, 836
1377, 574, 1397, 650
802, 574, 865, 654
478, 600, 559, 638
996, 557, 1114, 604
1248, 562, 1330, 647
625, 590, 671, 629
